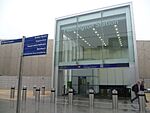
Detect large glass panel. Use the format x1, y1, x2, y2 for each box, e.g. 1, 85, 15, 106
125, 6, 135, 63
57, 10, 131, 64
101, 13, 129, 61
59, 23, 77, 64
77, 13, 103, 61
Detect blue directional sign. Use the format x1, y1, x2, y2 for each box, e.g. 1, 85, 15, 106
23, 34, 48, 56
1, 39, 22, 45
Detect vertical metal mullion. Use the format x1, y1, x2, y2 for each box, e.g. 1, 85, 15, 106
100, 12, 104, 65
76, 17, 79, 64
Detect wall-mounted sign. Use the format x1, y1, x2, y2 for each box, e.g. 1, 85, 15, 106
23, 34, 48, 56
1, 39, 22, 45
59, 63, 129, 69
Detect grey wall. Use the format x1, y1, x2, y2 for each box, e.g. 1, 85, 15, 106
0, 39, 53, 90
137, 41, 150, 88
0, 42, 21, 76
22, 40, 53, 77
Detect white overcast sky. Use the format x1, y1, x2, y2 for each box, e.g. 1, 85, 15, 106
0, 0, 150, 40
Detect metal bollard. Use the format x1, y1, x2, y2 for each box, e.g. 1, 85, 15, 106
35, 88, 40, 102
112, 89, 118, 109
10, 86, 15, 99
89, 89, 94, 107
22, 86, 27, 101
41, 86, 45, 95
68, 89, 73, 105
138, 91, 146, 112
33, 85, 36, 96
51, 88, 55, 103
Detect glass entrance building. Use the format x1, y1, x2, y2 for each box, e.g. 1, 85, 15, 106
53, 3, 138, 98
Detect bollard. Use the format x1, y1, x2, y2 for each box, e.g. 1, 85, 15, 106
35, 88, 40, 112
138, 91, 146, 112
112, 89, 118, 109
35, 88, 40, 102
41, 86, 45, 95
33, 85, 37, 96
10, 86, 15, 99
22, 86, 27, 101
51, 88, 55, 103
68, 89, 73, 105
89, 89, 94, 107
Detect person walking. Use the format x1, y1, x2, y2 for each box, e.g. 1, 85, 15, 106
131, 81, 141, 103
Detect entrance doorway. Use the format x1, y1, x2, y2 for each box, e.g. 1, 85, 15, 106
78, 76, 87, 95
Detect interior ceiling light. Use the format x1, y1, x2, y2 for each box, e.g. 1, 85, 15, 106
92, 28, 105, 47
74, 31, 91, 47
117, 34, 120, 37
93, 28, 95, 31
114, 24, 117, 27
113, 26, 123, 47
63, 34, 66, 38
97, 34, 100, 36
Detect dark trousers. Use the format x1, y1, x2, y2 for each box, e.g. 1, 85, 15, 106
131, 92, 138, 103
131, 92, 148, 103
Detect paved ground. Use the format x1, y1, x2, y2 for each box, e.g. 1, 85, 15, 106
0, 89, 150, 113
0, 89, 51, 100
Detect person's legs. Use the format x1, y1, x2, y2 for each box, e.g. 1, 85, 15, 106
131, 93, 138, 103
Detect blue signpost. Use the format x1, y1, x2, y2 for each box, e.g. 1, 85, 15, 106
16, 34, 48, 113
23, 34, 48, 56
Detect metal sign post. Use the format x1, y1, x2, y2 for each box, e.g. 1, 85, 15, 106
16, 36, 25, 113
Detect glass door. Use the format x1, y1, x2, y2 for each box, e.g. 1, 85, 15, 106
78, 76, 87, 95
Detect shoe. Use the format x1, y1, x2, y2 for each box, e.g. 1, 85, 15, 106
146, 100, 149, 103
